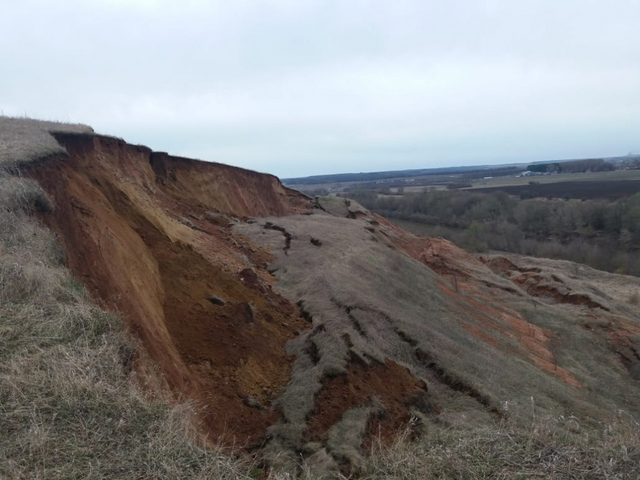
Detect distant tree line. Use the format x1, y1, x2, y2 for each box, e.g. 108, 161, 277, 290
348, 189, 640, 276
284, 166, 519, 186
527, 158, 614, 173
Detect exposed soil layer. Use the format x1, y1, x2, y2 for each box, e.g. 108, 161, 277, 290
149, 151, 310, 217
27, 132, 312, 444
438, 283, 581, 388
486, 257, 609, 310
483, 255, 640, 387
512, 272, 609, 311
373, 215, 584, 387
306, 360, 429, 443
607, 319, 640, 380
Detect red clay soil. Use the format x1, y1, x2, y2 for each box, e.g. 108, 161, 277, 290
485, 257, 520, 274
376, 213, 478, 279
438, 284, 581, 388
27, 132, 312, 445
306, 360, 429, 444
150, 151, 310, 218
510, 272, 608, 311
378, 217, 581, 388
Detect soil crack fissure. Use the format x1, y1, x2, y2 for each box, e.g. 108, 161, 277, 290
264, 221, 292, 255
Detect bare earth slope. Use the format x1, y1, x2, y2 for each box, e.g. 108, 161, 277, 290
236, 200, 640, 472
25, 131, 313, 446
5, 119, 640, 475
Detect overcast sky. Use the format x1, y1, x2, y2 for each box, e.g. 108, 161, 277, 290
2, 0, 639, 177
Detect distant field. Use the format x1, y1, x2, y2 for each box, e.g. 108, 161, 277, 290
289, 169, 640, 198
468, 170, 640, 189
389, 185, 448, 193
472, 179, 640, 200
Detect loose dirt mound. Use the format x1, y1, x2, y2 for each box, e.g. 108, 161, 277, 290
307, 359, 428, 443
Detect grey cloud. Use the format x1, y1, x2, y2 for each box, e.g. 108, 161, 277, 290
1, 0, 639, 177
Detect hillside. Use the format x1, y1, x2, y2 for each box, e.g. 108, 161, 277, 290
2, 118, 640, 478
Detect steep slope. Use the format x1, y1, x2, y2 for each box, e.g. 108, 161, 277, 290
25, 131, 313, 445
237, 198, 640, 472
4, 119, 640, 476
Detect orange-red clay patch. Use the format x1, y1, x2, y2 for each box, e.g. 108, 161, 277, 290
383, 220, 582, 389
438, 283, 581, 388
306, 360, 429, 444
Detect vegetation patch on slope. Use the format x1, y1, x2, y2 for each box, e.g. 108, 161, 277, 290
0, 117, 93, 166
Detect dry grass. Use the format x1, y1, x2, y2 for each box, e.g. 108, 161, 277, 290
0, 168, 259, 479
293, 403, 640, 479
0, 116, 93, 166
363, 404, 640, 479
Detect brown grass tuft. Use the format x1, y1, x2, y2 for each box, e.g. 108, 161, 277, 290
362, 403, 640, 479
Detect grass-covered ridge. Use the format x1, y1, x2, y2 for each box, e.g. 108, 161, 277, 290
0, 116, 93, 166
363, 407, 640, 479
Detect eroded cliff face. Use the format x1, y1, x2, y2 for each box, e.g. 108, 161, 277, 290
19, 128, 640, 475
27, 132, 312, 445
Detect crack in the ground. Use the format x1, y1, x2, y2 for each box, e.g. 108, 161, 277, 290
394, 328, 418, 347
414, 348, 503, 417
264, 221, 292, 255
332, 300, 502, 417
297, 300, 314, 323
